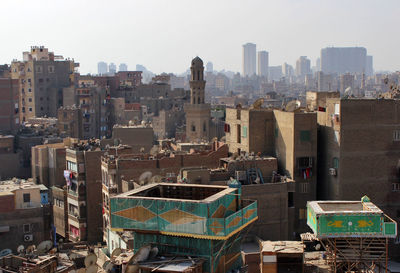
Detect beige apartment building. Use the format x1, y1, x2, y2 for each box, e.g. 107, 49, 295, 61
11, 46, 78, 122
225, 106, 317, 238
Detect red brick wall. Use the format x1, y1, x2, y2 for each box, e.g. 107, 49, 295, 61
0, 194, 15, 213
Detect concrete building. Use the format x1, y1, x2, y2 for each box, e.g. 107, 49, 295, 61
0, 135, 25, 180
11, 46, 78, 122
0, 179, 51, 252
0, 76, 19, 133
116, 71, 142, 87
321, 47, 367, 75
243, 43, 256, 77
111, 124, 154, 153
152, 109, 185, 139
52, 185, 68, 240
316, 71, 335, 92
184, 57, 211, 142
311, 98, 400, 254
64, 141, 105, 243
97, 61, 108, 75
225, 106, 318, 238
340, 73, 355, 93
257, 51, 269, 78
206, 61, 213, 73
295, 56, 311, 77
269, 66, 283, 82
57, 106, 83, 139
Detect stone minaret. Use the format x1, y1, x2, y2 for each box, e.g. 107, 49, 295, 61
185, 57, 211, 142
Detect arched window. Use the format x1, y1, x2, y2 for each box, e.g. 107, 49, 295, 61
197, 71, 200, 81
192, 124, 196, 132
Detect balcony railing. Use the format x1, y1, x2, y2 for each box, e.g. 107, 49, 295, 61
111, 199, 257, 239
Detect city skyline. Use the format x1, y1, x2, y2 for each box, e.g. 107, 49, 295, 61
0, 0, 399, 75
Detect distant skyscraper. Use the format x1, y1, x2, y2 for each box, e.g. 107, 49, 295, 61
366, 55, 373, 76
206, 62, 213, 73
242, 43, 256, 77
316, 58, 321, 72
269, 66, 282, 81
257, 51, 269, 77
320, 47, 367, 74
136, 64, 147, 71
109, 63, 117, 75
282, 63, 294, 78
295, 56, 311, 77
119, 63, 128, 72
98, 61, 107, 75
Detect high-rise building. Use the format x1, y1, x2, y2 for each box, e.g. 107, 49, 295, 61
11, 46, 77, 122
119, 63, 128, 72
206, 62, 213, 73
295, 56, 311, 77
184, 57, 210, 142
257, 51, 269, 77
108, 63, 117, 75
242, 43, 256, 77
320, 47, 367, 74
366, 55, 373, 76
97, 61, 107, 75
316, 58, 321, 72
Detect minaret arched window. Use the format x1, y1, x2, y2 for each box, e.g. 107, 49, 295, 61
197, 71, 200, 81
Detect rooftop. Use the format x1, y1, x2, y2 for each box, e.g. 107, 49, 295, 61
0, 178, 45, 194
261, 241, 304, 254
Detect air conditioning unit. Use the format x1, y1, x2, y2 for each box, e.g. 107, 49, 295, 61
24, 234, 33, 242
329, 168, 337, 176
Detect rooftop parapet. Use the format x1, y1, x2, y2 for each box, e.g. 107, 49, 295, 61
307, 199, 397, 238
110, 183, 257, 240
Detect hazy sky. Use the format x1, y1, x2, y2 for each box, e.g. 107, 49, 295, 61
1, 0, 399, 74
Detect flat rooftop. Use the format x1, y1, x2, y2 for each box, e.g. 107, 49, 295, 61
116, 183, 235, 203
308, 201, 382, 215
0, 179, 44, 194
261, 241, 304, 254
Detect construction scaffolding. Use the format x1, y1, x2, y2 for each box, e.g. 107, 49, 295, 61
307, 198, 397, 273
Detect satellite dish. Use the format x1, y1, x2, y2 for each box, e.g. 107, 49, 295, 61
139, 171, 153, 186
285, 100, 301, 112
344, 86, 352, 96
150, 175, 162, 184
0, 249, 12, 257
252, 98, 264, 109
37, 240, 53, 254
111, 248, 122, 260
17, 245, 25, 254
86, 265, 98, 273
149, 247, 159, 259
85, 253, 98, 268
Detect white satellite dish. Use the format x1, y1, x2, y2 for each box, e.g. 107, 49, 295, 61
17, 245, 25, 254
111, 248, 122, 260
86, 265, 98, 273
139, 171, 153, 186
37, 240, 53, 254
0, 249, 12, 257
285, 100, 301, 112
84, 253, 98, 268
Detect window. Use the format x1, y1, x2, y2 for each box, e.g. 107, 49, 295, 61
22, 88, 24, 93
203, 122, 206, 132
63, 112, 67, 118
333, 157, 339, 168
36, 66, 42, 73
64, 124, 68, 130
393, 130, 400, 141
23, 224, 31, 233
67, 161, 78, 172
288, 192, 294, 207
242, 126, 247, 138
236, 109, 241, 120
23, 193, 30, 203
299, 208, 307, 220
38, 78, 44, 83
28, 88, 32, 92
237, 125, 241, 143
300, 130, 310, 142
48, 66, 54, 73
224, 123, 230, 133
300, 183, 309, 193
298, 157, 313, 168
28, 78, 31, 83
393, 183, 400, 192
28, 98, 32, 102
191, 124, 196, 132
334, 103, 340, 115
28, 107, 32, 112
